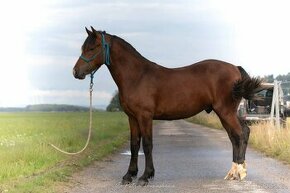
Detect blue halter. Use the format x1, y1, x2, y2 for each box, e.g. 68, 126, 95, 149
101, 33, 110, 66
79, 31, 110, 87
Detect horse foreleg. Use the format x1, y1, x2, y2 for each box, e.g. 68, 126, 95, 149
122, 116, 141, 185
136, 115, 154, 186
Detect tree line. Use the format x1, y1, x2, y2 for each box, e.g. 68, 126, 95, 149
0, 104, 96, 112
262, 73, 290, 83
262, 73, 290, 95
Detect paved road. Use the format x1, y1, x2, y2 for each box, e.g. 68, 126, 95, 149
61, 120, 290, 193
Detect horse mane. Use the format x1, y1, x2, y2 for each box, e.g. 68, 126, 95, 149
111, 35, 149, 61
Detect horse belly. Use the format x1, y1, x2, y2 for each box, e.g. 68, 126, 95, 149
153, 92, 210, 120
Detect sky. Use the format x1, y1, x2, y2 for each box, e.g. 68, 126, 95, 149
0, 0, 290, 108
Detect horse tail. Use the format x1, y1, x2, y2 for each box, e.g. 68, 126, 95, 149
232, 66, 262, 100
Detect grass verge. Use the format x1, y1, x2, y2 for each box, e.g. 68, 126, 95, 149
188, 112, 290, 165
188, 111, 223, 130
250, 120, 290, 163
0, 112, 128, 193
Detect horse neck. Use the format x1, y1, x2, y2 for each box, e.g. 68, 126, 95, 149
107, 36, 153, 92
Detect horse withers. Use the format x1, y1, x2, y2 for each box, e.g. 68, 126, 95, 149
73, 27, 261, 186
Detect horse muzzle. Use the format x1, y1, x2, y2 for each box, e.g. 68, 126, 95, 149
73, 68, 86, 80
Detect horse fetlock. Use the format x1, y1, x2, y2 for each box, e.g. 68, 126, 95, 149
148, 169, 155, 179
128, 168, 138, 177
144, 168, 155, 179
224, 161, 247, 180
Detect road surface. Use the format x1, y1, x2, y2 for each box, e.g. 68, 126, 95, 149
60, 120, 290, 193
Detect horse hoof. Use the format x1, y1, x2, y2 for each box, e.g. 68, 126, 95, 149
121, 175, 133, 185
121, 178, 132, 185
137, 179, 149, 186
237, 163, 247, 180
224, 161, 247, 181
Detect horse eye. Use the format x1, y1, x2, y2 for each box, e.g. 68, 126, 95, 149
89, 48, 95, 51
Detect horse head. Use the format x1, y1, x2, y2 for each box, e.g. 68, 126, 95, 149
73, 27, 110, 79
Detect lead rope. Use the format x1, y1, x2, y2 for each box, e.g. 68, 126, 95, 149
49, 74, 95, 155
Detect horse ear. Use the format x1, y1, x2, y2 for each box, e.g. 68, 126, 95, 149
85, 27, 93, 36
91, 26, 98, 35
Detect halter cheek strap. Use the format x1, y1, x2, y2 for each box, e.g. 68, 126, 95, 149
101, 33, 110, 66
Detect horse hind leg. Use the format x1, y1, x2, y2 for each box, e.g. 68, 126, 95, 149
216, 112, 249, 180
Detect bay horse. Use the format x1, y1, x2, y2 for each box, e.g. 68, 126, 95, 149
73, 27, 261, 186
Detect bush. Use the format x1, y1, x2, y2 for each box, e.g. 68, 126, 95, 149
106, 91, 123, 112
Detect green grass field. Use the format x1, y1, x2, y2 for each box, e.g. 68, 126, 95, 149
0, 112, 128, 193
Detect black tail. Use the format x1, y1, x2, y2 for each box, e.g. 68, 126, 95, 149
232, 66, 262, 100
